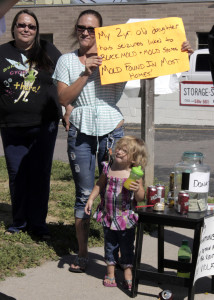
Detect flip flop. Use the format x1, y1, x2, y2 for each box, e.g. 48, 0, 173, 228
68, 256, 88, 273
123, 279, 132, 290
4, 228, 20, 235
4, 224, 27, 235
103, 275, 117, 287
69, 264, 85, 273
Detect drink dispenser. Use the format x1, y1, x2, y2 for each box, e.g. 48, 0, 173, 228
174, 151, 210, 212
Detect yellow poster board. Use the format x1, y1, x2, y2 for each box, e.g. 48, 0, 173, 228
95, 17, 190, 85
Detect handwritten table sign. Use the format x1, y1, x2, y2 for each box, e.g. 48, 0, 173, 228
194, 215, 214, 284
95, 17, 190, 85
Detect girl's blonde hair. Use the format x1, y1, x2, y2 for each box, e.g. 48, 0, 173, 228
115, 136, 147, 169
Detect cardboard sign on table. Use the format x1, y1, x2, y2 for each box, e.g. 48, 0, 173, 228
194, 215, 214, 284
95, 17, 190, 85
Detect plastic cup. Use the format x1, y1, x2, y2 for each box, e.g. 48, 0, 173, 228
124, 166, 144, 190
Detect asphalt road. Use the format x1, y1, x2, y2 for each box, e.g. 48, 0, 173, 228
54, 124, 214, 196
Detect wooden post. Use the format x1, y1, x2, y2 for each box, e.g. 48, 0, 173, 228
140, 79, 155, 187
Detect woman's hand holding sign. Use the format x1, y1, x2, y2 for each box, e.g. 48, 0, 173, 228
85, 55, 102, 76
181, 40, 194, 56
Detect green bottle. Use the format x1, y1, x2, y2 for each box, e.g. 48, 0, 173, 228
177, 240, 192, 278
124, 166, 144, 190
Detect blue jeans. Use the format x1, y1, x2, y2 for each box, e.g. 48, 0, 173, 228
1, 121, 58, 235
103, 226, 136, 268
67, 124, 124, 219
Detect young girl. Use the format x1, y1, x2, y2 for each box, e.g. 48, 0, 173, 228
85, 136, 147, 289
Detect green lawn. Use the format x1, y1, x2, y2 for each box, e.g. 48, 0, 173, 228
0, 158, 103, 280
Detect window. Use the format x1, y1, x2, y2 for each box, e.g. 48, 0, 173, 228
197, 32, 209, 49
195, 54, 210, 72
40, 33, 53, 44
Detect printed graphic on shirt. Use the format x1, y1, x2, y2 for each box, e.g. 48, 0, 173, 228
4, 54, 40, 103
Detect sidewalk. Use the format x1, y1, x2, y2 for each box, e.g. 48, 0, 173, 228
0, 124, 214, 300
0, 227, 213, 300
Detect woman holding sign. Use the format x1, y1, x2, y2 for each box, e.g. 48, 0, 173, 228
53, 9, 125, 274
53, 9, 193, 275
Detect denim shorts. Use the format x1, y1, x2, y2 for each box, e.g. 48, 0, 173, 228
67, 124, 124, 219
103, 226, 136, 268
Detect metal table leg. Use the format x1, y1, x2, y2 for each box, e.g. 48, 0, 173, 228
131, 221, 144, 298
158, 224, 164, 273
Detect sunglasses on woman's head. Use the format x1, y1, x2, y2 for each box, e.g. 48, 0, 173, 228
16, 23, 37, 31
76, 25, 95, 35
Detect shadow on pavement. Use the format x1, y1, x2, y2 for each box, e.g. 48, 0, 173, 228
0, 293, 16, 300
150, 228, 193, 248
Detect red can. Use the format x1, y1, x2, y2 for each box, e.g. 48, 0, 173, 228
147, 185, 157, 205
156, 184, 165, 203
178, 191, 189, 214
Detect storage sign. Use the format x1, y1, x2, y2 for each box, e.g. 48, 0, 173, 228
180, 81, 214, 106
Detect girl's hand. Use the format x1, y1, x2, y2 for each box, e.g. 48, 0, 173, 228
130, 178, 145, 202
85, 200, 93, 215
181, 40, 194, 56
84, 55, 102, 76
129, 180, 140, 193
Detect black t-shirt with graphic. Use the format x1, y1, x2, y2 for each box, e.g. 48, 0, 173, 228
0, 40, 62, 127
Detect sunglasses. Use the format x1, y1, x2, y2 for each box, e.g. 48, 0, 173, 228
76, 25, 95, 35
16, 23, 37, 31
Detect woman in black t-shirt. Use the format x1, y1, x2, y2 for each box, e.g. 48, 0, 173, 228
0, 9, 62, 239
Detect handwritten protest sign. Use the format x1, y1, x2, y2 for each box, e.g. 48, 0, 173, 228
194, 215, 214, 284
95, 17, 190, 85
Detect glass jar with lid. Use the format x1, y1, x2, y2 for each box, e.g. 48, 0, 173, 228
174, 151, 210, 212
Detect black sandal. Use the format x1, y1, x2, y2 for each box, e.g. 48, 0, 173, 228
69, 256, 89, 273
